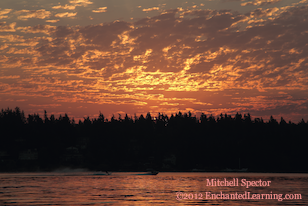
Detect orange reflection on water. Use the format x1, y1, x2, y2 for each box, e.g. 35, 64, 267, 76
0, 172, 307, 205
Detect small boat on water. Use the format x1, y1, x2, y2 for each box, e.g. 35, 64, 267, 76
134, 171, 159, 175
93, 171, 111, 175
221, 158, 248, 172
221, 168, 248, 172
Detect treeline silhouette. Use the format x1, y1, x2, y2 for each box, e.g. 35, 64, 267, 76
0, 107, 308, 172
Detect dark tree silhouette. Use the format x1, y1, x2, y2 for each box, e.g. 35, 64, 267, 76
0, 107, 308, 172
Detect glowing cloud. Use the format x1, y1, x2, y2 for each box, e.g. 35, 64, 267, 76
241, 0, 282, 6
55, 12, 77, 18
0, 9, 12, 19
142, 7, 160, 12
0, 22, 16, 32
69, 0, 93, 7
46, 19, 60, 23
92, 7, 107, 13
16, 25, 56, 35
15, 9, 51, 20
52, 4, 76, 10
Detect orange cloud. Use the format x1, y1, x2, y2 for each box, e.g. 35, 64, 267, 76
55, 12, 77, 18
15, 9, 51, 20
241, 0, 281, 6
69, 0, 93, 7
0, 9, 12, 19
45, 19, 60, 23
16, 25, 56, 35
0, 9, 12, 15
52, 4, 76, 10
142, 7, 160, 12
0, 22, 16, 32
92, 7, 107, 13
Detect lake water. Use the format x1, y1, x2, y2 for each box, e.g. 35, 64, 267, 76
0, 172, 307, 205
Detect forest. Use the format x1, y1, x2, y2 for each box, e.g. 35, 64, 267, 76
0, 107, 308, 173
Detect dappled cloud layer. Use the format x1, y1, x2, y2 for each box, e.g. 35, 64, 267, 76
0, 0, 308, 121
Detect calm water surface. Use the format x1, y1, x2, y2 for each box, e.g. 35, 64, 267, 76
0, 172, 307, 205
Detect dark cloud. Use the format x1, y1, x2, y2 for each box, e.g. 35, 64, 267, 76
54, 26, 74, 38
79, 21, 131, 48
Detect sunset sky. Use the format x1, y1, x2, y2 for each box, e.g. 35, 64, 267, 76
0, 0, 308, 122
